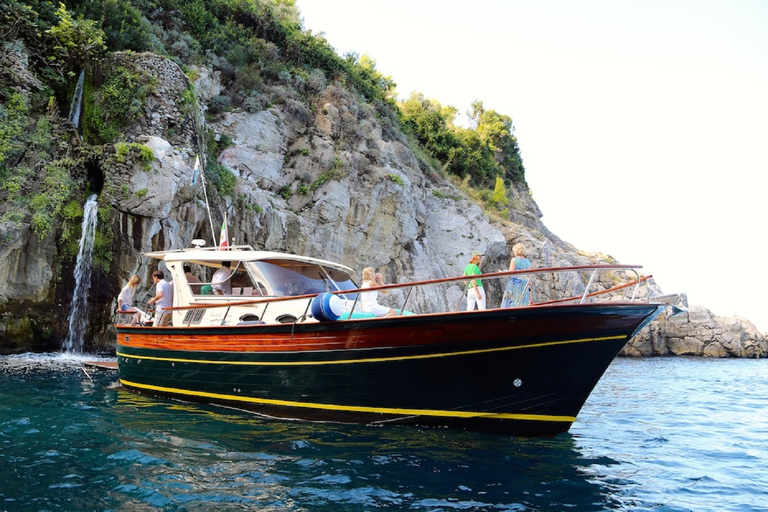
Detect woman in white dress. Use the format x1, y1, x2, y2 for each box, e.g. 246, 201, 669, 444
360, 267, 396, 317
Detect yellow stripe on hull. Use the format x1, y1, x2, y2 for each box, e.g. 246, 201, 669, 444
120, 379, 576, 424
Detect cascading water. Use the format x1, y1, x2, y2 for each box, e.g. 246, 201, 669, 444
62, 194, 98, 353
68, 70, 85, 129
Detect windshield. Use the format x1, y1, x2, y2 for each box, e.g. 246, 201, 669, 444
249, 260, 357, 297
186, 260, 268, 296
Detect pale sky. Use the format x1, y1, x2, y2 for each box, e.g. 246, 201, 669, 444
296, 0, 768, 332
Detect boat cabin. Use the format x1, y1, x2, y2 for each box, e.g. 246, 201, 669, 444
144, 245, 359, 326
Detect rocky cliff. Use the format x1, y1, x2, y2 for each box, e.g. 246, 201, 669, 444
1, 49, 765, 357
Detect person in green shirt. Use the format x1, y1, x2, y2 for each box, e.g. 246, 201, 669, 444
464, 251, 486, 310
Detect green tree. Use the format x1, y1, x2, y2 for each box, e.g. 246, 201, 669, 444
66, 0, 157, 53
451, 128, 494, 184
401, 93, 515, 187
400, 92, 457, 157
490, 176, 508, 208
467, 99, 484, 130
344, 52, 397, 105
472, 100, 526, 184
47, 3, 106, 70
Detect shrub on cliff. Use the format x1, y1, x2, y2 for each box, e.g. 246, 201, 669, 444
399, 94, 526, 189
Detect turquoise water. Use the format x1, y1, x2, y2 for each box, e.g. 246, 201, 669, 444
1, 354, 766, 511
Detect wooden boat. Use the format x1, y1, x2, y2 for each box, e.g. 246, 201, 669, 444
115, 244, 667, 436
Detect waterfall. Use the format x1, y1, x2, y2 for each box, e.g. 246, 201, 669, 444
63, 195, 99, 353
68, 70, 85, 129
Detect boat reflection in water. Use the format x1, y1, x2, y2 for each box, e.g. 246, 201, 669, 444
116, 244, 668, 436
108, 385, 624, 511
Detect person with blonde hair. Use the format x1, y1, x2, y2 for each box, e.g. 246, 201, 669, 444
117, 274, 147, 324
464, 251, 486, 310
360, 266, 396, 317
501, 243, 531, 307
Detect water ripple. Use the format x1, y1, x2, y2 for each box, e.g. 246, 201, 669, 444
1, 354, 767, 510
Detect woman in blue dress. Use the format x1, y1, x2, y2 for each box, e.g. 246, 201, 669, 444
501, 243, 531, 307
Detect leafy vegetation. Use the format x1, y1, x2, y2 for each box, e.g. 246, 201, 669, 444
205, 162, 236, 197
82, 64, 156, 145
400, 95, 525, 188
46, 3, 106, 70
311, 157, 346, 191
0, 0, 528, 248
29, 157, 76, 237
0, 93, 30, 171
115, 142, 154, 170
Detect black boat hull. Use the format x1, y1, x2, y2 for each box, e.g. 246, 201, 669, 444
117, 303, 664, 435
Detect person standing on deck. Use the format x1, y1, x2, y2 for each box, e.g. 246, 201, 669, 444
501, 243, 532, 307
464, 251, 486, 310
148, 270, 174, 326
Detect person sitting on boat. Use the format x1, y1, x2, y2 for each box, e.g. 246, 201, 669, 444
501, 243, 532, 308
464, 251, 486, 310
148, 270, 174, 326
184, 264, 203, 294
116, 274, 147, 324
211, 261, 232, 295
360, 266, 396, 317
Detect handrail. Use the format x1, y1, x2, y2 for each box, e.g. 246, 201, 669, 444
161, 264, 652, 314
534, 275, 653, 306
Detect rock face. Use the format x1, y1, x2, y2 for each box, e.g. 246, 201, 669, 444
0, 51, 765, 356
0, 41, 43, 96
624, 306, 768, 358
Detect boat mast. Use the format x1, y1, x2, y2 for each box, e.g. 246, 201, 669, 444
195, 155, 218, 247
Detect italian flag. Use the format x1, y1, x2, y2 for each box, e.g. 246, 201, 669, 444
219, 215, 228, 249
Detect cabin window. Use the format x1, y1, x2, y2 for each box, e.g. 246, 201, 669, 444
190, 261, 262, 296
251, 260, 357, 298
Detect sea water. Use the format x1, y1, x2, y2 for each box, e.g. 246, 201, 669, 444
0, 353, 766, 511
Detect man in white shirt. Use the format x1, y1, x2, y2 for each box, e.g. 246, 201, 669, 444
148, 270, 174, 326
